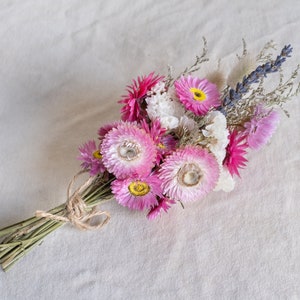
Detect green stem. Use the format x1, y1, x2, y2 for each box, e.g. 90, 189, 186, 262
2, 240, 41, 272
0, 203, 66, 238
0, 178, 113, 272
2, 221, 63, 272
0, 245, 18, 259
1, 222, 63, 271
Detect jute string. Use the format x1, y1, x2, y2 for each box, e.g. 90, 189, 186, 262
35, 170, 110, 230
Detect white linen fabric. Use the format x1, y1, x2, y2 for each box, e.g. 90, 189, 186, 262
0, 1, 299, 299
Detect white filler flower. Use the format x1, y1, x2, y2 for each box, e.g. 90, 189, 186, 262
146, 83, 185, 129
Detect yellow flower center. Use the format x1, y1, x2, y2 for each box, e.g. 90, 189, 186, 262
190, 87, 207, 102
158, 143, 166, 149
93, 150, 102, 159
128, 181, 150, 196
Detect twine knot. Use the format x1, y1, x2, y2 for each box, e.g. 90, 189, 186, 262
36, 171, 110, 230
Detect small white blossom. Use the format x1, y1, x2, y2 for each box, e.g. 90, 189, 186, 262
202, 111, 235, 192
202, 111, 229, 164
147, 81, 167, 96
214, 167, 235, 192
146, 83, 185, 129
160, 115, 180, 129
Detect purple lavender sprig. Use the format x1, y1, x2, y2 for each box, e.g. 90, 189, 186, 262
222, 44, 293, 109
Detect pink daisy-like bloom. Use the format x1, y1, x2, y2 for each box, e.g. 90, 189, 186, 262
159, 146, 219, 202
78, 140, 106, 176
223, 131, 248, 177
140, 119, 167, 144
243, 105, 280, 150
140, 119, 176, 164
174, 75, 221, 116
147, 197, 176, 220
111, 174, 162, 210
101, 123, 157, 178
119, 72, 164, 122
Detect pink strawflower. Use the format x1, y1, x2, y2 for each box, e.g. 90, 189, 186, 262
243, 105, 280, 150
119, 72, 163, 122
174, 75, 221, 116
101, 123, 157, 178
78, 140, 106, 176
147, 197, 176, 220
140, 119, 176, 164
141, 119, 167, 144
159, 146, 219, 202
98, 121, 123, 140
111, 174, 162, 210
223, 131, 248, 177
159, 134, 177, 156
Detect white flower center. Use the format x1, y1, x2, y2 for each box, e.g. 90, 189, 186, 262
118, 141, 141, 161
178, 163, 203, 187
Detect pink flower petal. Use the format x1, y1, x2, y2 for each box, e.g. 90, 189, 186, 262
174, 75, 221, 116
101, 123, 157, 178
159, 146, 219, 202
112, 174, 162, 211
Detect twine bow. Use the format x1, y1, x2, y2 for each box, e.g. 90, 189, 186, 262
36, 171, 110, 230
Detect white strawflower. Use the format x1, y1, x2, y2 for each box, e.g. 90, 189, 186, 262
214, 167, 235, 192
146, 83, 185, 129
202, 111, 229, 164
147, 81, 167, 95
160, 115, 181, 129
201, 111, 235, 192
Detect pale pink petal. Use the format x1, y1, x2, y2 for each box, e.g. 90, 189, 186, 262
159, 146, 219, 202
112, 174, 162, 210
174, 75, 221, 116
101, 123, 157, 178
243, 105, 280, 150
78, 140, 106, 176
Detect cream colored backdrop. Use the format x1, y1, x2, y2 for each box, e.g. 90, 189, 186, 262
0, 1, 299, 299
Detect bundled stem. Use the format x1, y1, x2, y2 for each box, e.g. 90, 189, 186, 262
0, 172, 113, 272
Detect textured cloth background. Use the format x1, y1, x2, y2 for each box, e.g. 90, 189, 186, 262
0, 1, 299, 299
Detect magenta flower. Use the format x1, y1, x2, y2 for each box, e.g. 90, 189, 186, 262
78, 140, 106, 176
159, 134, 177, 157
147, 197, 176, 220
140, 119, 167, 144
140, 119, 177, 164
101, 123, 157, 178
159, 146, 219, 202
98, 121, 123, 140
111, 174, 162, 210
119, 72, 163, 122
174, 75, 221, 116
243, 105, 280, 150
223, 131, 248, 177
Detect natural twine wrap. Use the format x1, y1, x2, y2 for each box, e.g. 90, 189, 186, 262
36, 171, 111, 230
